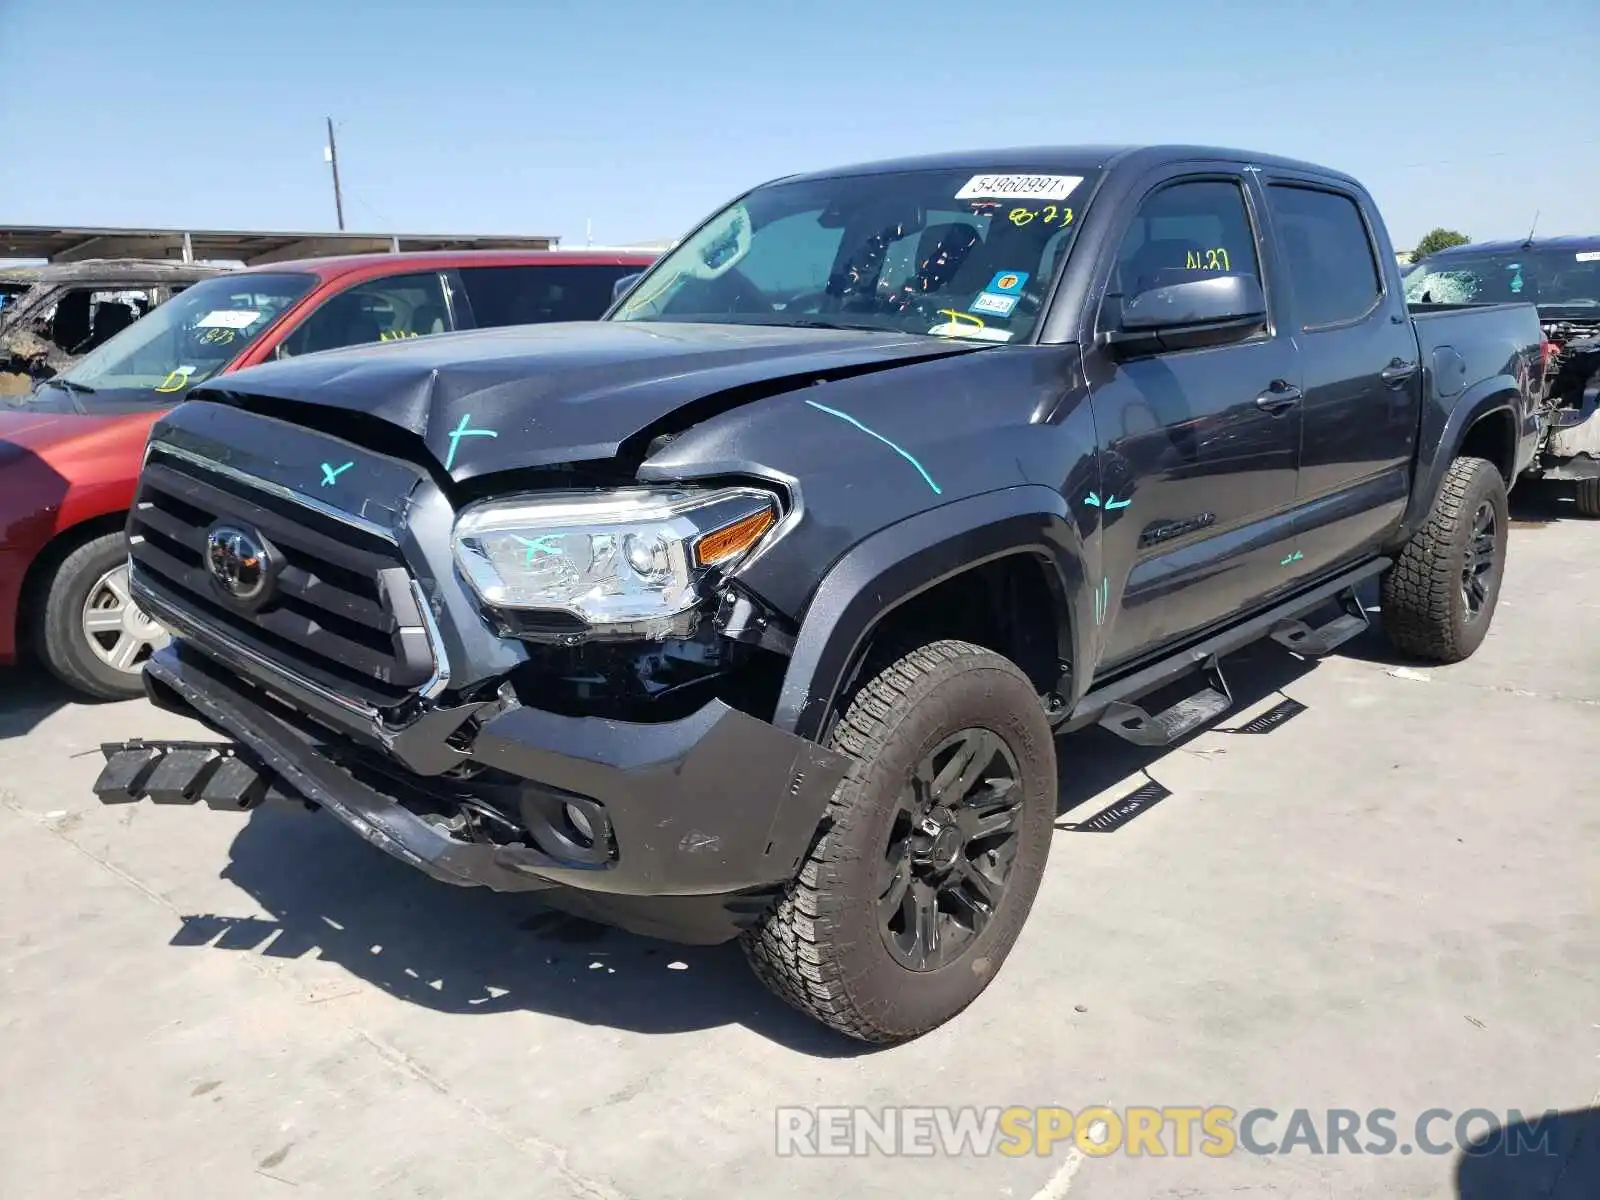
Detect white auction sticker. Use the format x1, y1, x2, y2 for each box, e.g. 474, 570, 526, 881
929, 322, 1014, 342
1576, 251, 1600, 262
196, 309, 261, 329
955, 174, 1082, 201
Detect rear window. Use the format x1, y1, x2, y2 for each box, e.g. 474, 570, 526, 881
458, 264, 641, 327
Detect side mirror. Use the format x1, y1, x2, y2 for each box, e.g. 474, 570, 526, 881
1104, 273, 1267, 352
612, 272, 645, 305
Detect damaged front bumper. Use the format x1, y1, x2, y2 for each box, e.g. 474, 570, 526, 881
95, 642, 850, 944
1539, 374, 1600, 480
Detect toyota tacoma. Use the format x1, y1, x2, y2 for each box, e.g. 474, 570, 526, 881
94, 145, 1543, 1043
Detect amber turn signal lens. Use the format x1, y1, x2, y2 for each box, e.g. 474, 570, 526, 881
693, 507, 776, 567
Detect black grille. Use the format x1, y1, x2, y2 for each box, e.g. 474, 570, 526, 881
128, 447, 434, 707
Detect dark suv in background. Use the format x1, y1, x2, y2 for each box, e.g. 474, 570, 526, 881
1404, 235, 1600, 514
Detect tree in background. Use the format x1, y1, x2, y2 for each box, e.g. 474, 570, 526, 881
1411, 228, 1472, 259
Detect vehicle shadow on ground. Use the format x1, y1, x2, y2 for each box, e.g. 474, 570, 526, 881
0, 664, 78, 741
167, 639, 1342, 1052
1051, 637, 1322, 823
1454, 1105, 1599, 1198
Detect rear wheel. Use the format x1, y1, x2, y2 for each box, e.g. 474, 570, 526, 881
36, 532, 168, 700
1380, 455, 1508, 663
742, 639, 1057, 1044
1575, 477, 1600, 518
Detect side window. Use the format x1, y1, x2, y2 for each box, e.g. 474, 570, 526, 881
1266, 185, 1382, 329
457, 264, 637, 326
735, 212, 845, 296
34, 287, 155, 354
1109, 179, 1261, 301
279, 271, 449, 357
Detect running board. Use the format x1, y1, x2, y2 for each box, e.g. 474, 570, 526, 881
1269, 587, 1370, 658
93, 739, 292, 811
1062, 558, 1390, 735
1099, 656, 1232, 747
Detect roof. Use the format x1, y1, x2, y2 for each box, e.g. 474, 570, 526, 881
774, 144, 1364, 188
1422, 234, 1600, 257
0, 224, 562, 266
233, 247, 660, 281
0, 259, 228, 285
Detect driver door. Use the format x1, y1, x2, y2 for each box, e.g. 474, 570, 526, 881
1078, 166, 1304, 667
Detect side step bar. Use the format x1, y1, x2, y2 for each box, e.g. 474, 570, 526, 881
1269, 586, 1371, 658
1099, 655, 1232, 747
1062, 558, 1389, 737
93, 739, 296, 811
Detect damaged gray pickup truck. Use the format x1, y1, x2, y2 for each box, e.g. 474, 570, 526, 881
94, 144, 1541, 1043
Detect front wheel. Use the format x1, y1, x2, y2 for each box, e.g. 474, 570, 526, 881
1380, 455, 1508, 663
35, 532, 170, 700
741, 640, 1057, 1044
1575, 477, 1600, 518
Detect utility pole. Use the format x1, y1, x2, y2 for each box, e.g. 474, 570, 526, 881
325, 116, 345, 231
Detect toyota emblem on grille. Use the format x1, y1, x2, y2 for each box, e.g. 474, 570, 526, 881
206, 524, 273, 603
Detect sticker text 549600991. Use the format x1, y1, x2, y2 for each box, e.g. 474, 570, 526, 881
955, 174, 1083, 202
195, 310, 261, 330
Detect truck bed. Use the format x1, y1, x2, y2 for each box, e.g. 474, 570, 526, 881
1409, 299, 1544, 479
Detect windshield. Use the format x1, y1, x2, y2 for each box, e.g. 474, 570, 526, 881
1403, 246, 1600, 313
58, 271, 315, 397
611, 167, 1102, 343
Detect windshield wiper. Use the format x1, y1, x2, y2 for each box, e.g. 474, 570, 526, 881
778, 318, 900, 334
47, 376, 96, 395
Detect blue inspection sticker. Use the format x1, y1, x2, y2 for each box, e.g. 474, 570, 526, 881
986, 270, 1029, 295
969, 291, 1019, 317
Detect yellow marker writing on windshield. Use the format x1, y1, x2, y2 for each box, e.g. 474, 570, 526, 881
154, 370, 189, 394
200, 328, 235, 346
934, 309, 986, 332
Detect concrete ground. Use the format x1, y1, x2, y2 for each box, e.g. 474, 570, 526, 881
1, 490, 1596, 1200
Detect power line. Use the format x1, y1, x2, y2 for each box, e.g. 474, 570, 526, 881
1380, 138, 1600, 174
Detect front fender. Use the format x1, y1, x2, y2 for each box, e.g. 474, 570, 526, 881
771, 484, 1089, 743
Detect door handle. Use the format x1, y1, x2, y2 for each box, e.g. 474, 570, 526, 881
1381, 358, 1419, 386
1254, 382, 1302, 414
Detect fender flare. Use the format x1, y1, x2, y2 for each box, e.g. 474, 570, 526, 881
770, 485, 1089, 743
1401, 381, 1520, 535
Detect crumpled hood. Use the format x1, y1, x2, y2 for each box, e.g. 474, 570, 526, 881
191, 321, 981, 479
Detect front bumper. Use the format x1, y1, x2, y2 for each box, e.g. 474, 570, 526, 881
96, 642, 850, 944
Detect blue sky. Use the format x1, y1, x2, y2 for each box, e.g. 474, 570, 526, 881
1, 0, 1596, 250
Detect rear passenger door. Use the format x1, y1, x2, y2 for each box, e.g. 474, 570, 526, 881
1260, 179, 1419, 582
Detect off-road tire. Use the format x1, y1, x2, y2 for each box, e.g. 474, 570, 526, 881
1575, 477, 1600, 518
1380, 455, 1508, 663
36, 532, 149, 701
741, 639, 1057, 1044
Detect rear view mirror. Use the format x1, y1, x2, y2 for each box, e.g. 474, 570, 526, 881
612, 272, 644, 305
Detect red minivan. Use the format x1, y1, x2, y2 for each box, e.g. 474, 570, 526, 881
0, 249, 657, 699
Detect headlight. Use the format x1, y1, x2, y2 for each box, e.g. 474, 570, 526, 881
452, 485, 779, 640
